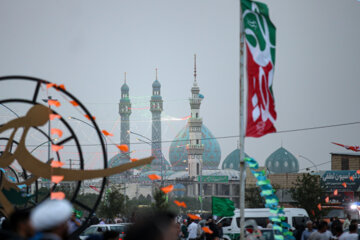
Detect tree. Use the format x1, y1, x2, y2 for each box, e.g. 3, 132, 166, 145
152, 187, 169, 211
289, 173, 326, 219
245, 188, 265, 208
98, 186, 126, 219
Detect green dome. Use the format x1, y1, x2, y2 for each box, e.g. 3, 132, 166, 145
221, 149, 252, 171
152, 80, 161, 88
121, 83, 129, 91
265, 147, 299, 173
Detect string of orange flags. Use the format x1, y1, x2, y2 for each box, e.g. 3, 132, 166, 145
202, 227, 213, 234
51, 144, 63, 152
46, 83, 66, 91
69, 100, 79, 107
48, 99, 61, 107
148, 174, 161, 180
130, 158, 138, 162
49, 114, 61, 120
102, 130, 114, 136
84, 114, 96, 120
161, 185, 174, 194
50, 160, 65, 200
51, 128, 63, 138
187, 214, 201, 220
174, 200, 187, 208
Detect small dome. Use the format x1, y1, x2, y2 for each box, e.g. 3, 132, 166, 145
109, 153, 130, 168
152, 80, 161, 88
169, 124, 221, 171
265, 147, 299, 173
221, 149, 252, 171
121, 83, 129, 91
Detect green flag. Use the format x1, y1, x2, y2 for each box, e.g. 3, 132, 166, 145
212, 197, 235, 217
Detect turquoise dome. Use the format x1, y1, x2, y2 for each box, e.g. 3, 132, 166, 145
265, 147, 299, 173
121, 83, 129, 91
152, 80, 161, 88
222, 149, 252, 171
109, 153, 130, 168
169, 124, 221, 171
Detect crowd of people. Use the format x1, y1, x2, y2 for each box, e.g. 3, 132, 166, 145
2, 200, 360, 240
298, 215, 359, 240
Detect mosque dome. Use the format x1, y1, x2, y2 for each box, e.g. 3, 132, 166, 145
265, 147, 299, 173
121, 83, 129, 91
108, 153, 130, 168
169, 124, 221, 171
152, 80, 161, 88
221, 149, 252, 171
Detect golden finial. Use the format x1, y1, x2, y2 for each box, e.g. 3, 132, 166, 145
194, 54, 197, 82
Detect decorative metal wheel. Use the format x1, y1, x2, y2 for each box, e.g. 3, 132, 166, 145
0, 76, 108, 238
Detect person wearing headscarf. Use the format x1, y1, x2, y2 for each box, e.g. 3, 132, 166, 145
30, 199, 73, 240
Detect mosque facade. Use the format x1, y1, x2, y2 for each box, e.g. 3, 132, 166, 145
106, 58, 306, 207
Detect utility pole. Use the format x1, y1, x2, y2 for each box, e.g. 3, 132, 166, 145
239, 0, 246, 239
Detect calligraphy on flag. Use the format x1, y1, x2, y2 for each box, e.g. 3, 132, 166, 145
242, 0, 277, 137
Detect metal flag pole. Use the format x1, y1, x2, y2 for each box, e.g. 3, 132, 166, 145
239, 0, 246, 240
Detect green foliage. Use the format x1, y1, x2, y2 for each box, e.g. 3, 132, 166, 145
289, 173, 326, 219
98, 186, 126, 219
245, 188, 265, 208
152, 187, 169, 211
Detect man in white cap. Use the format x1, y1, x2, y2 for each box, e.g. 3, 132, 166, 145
30, 199, 73, 240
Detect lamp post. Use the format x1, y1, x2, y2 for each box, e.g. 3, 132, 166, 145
68, 116, 108, 153
298, 155, 318, 172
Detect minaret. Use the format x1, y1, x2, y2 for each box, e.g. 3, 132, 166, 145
150, 68, 163, 170
119, 72, 131, 160
188, 54, 204, 180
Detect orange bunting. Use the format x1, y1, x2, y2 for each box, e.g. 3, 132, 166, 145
174, 200, 187, 208
50, 192, 65, 200
342, 182, 347, 188
51, 128, 63, 138
117, 144, 129, 153
51, 161, 64, 168
350, 176, 354, 181
70, 100, 79, 107
334, 189, 338, 196
161, 185, 174, 194
84, 114, 96, 120
57, 84, 66, 90
51, 145, 63, 152
317, 204, 322, 211
130, 158, 138, 162
202, 227, 213, 234
148, 174, 161, 180
102, 130, 114, 137
325, 196, 329, 203
311, 210, 315, 216
46, 83, 56, 89
48, 100, 61, 107
51, 175, 64, 184
357, 170, 360, 174
49, 114, 61, 120
187, 214, 201, 220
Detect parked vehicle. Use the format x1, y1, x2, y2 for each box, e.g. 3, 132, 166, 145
217, 208, 309, 240
79, 223, 131, 240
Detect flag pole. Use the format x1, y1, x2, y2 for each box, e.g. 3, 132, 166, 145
239, 0, 246, 240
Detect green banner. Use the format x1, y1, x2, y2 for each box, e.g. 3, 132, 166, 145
212, 197, 235, 217
198, 175, 228, 183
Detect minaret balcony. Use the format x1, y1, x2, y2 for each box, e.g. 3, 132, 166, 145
187, 144, 205, 150
188, 118, 203, 125
189, 98, 202, 104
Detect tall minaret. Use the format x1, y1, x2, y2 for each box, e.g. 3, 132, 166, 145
188, 54, 204, 179
119, 72, 131, 160
150, 68, 163, 170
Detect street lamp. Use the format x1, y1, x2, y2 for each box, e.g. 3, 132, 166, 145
298, 155, 318, 172
68, 116, 108, 153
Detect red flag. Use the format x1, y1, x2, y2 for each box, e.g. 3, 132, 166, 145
325, 196, 329, 203
334, 189, 338, 196
245, 45, 277, 137
317, 204, 322, 211
89, 185, 100, 192
342, 182, 347, 188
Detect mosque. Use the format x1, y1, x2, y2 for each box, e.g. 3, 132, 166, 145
107, 56, 301, 205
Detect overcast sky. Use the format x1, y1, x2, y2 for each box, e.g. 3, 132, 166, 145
0, 0, 360, 171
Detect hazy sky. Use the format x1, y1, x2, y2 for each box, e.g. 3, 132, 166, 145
1, 0, 360, 171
